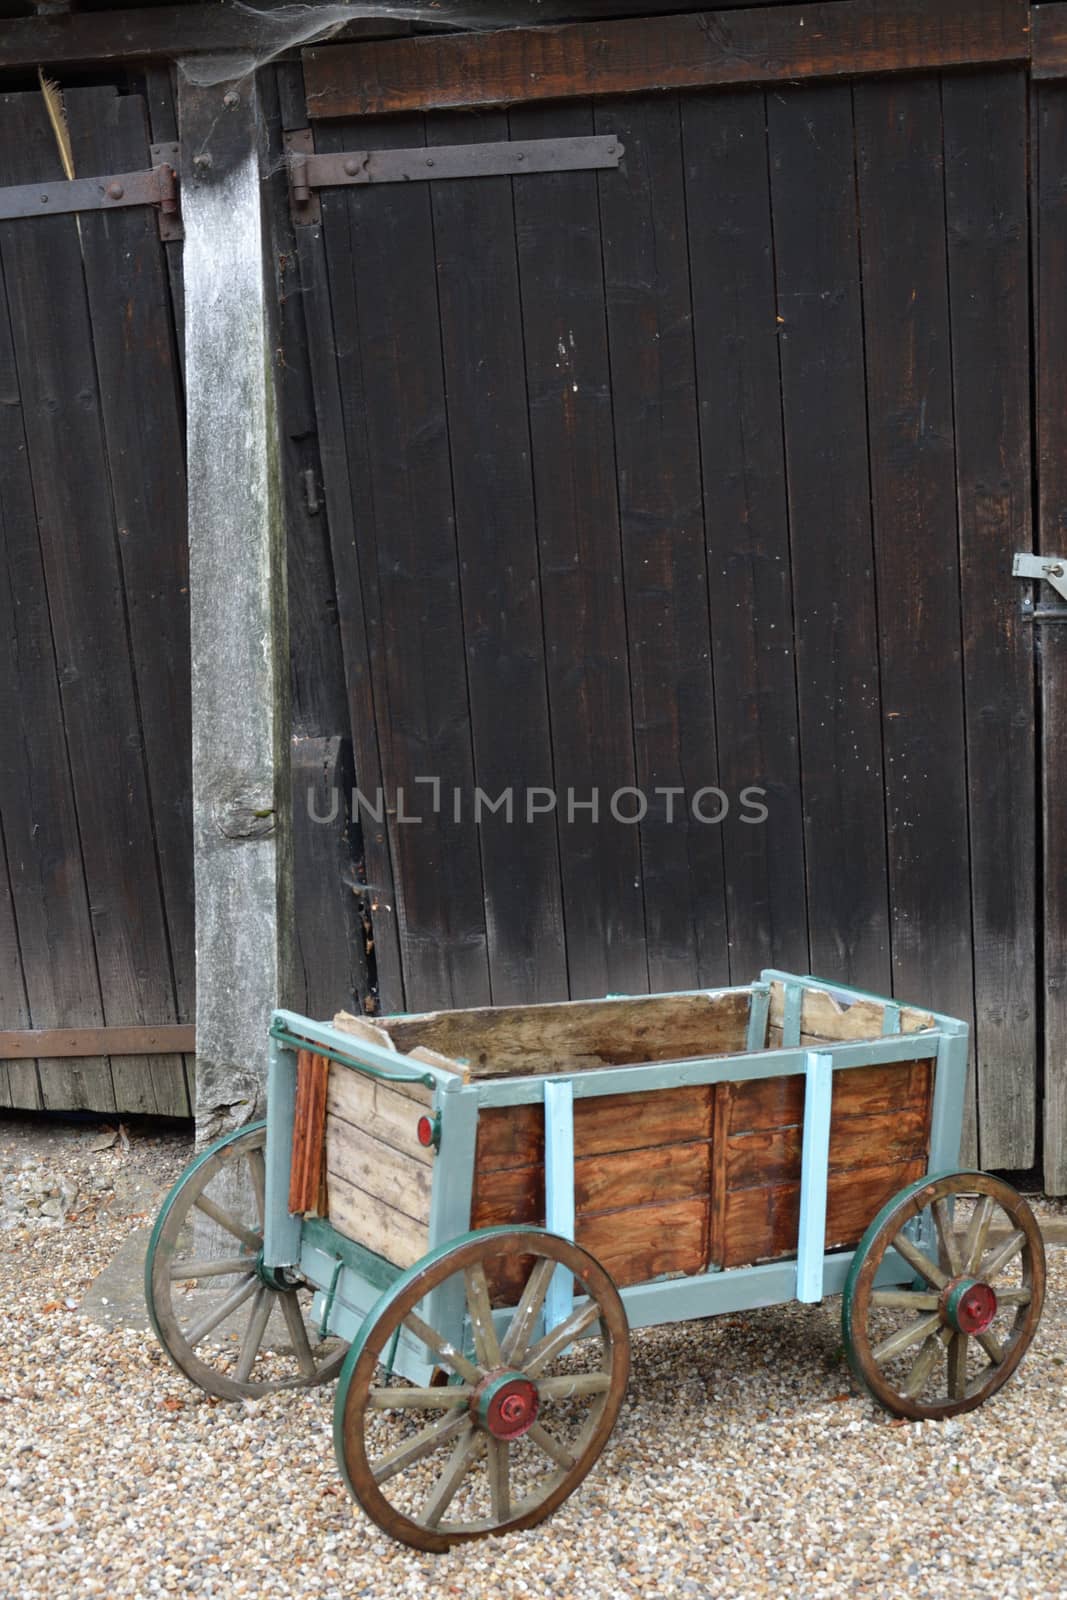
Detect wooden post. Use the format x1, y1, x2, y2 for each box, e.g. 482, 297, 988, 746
178, 58, 292, 1142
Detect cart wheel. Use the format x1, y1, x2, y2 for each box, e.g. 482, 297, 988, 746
842, 1170, 1045, 1420
145, 1122, 345, 1400
334, 1226, 630, 1551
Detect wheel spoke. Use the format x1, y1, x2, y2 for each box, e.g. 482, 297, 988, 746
169, 1255, 257, 1280
279, 1291, 317, 1379
994, 1286, 1032, 1308
193, 1193, 261, 1251
372, 1406, 471, 1485
184, 1273, 258, 1348
537, 1371, 612, 1402
234, 1286, 273, 1384
892, 1230, 948, 1290
403, 1310, 481, 1385
464, 1263, 502, 1369
487, 1439, 511, 1522
871, 1311, 941, 1366
932, 1200, 961, 1275
947, 1333, 969, 1400
976, 1328, 1005, 1366
902, 1329, 950, 1398
524, 1301, 600, 1378
500, 1256, 557, 1366
247, 1148, 266, 1226
367, 1385, 472, 1410
527, 1420, 576, 1471
421, 1427, 484, 1529
979, 1229, 1025, 1282
962, 1194, 996, 1274
869, 1288, 941, 1311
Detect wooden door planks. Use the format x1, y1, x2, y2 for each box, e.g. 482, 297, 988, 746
854, 78, 977, 1159
425, 108, 567, 1006
767, 82, 891, 994
1035, 82, 1067, 1194
303, 1, 1031, 118
942, 71, 1036, 1170
682, 88, 808, 980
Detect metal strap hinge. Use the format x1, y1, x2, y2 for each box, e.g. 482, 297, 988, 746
284, 130, 624, 225
1013, 552, 1067, 622
0, 143, 181, 241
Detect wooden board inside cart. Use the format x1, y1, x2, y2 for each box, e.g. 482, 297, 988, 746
291, 981, 939, 1289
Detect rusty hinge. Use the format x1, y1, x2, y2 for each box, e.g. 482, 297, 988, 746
285, 130, 624, 224
0, 149, 181, 242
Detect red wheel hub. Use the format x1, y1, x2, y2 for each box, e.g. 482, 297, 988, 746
473, 1371, 541, 1440
942, 1276, 998, 1335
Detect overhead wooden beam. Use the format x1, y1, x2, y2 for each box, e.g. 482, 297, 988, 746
178, 56, 293, 1145
0, 1026, 195, 1060
304, 0, 1030, 118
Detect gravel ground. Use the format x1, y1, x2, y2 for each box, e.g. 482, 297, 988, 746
0, 1115, 1065, 1600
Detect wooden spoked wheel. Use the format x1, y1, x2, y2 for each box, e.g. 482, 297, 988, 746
334, 1226, 630, 1551
145, 1122, 345, 1400
843, 1171, 1045, 1420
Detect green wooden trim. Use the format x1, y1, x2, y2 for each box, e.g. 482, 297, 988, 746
301, 1216, 402, 1296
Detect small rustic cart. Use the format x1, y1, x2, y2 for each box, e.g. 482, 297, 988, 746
146, 971, 1045, 1550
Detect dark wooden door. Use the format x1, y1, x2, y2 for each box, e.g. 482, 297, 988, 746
295, 64, 1036, 1174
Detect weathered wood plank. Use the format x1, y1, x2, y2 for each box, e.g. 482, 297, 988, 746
385, 988, 750, 1074
1035, 80, 1067, 1194
595, 94, 729, 992
289, 1050, 329, 1214
326, 1170, 430, 1269
942, 70, 1036, 1170
509, 98, 647, 999
178, 61, 292, 1139
768, 82, 891, 991
472, 1138, 713, 1226
0, 824, 36, 1110
723, 1105, 930, 1188
426, 108, 567, 1006
476, 1082, 715, 1171
291, 736, 368, 1020
723, 1059, 934, 1132
579, 1196, 708, 1287
326, 1120, 434, 1218
855, 76, 978, 1160
305, 1, 1030, 117
0, 1026, 195, 1059
327, 1070, 434, 1165
767, 982, 933, 1041
1033, 4, 1067, 78
682, 88, 808, 979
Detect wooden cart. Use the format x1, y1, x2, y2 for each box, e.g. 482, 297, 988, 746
146, 971, 1045, 1550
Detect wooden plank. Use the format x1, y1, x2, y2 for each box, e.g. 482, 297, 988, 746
472, 1138, 712, 1226
66, 87, 192, 1119
477, 1082, 714, 1170
305, 1, 1030, 118
767, 982, 933, 1042
289, 1050, 329, 1214
724, 1059, 934, 1132
1, 92, 173, 1116
595, 94, 728, 992
178, 63, 293, 1139
717, 1156, 927, 1268
290, 147, 404, 1012
854, 77, 977, 1158
723, 1105, 929, 1188
0, 1026, 195, 1059
327, 1070, 434, 1164
142, 64, 184, 375
579, 1196, 708, 1287
0, 822, 36, 1110
942, 71, 1036, 1170
1035, 81, 1067, 1194
326, 1120, 434, 1217
1033, 4, 1067, 78
386, 988, 750, 1073
682, 88, 808, 979
509, 98, 647, 999
326, 1170, 430, 1269
426, 108, 567, 1006
291, 736, 368, 1019
767, 82, 891, 992
314, 113, 490, 1012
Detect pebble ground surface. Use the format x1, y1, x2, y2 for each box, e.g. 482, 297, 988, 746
1, 1115, 1065, 1600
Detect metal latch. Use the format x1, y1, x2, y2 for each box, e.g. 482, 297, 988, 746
0, 154, 180, 241
285, 131, 624, 224
1013, 552, 1067, 622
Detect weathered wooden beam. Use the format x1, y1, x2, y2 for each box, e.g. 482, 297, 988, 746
304, 0, 1030, 118
178, 58, 293, 1144
0, 1026, 195, 1060
1033, 3, 1067, 75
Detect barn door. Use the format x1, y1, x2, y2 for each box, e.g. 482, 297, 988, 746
289, 32, 1038, 1175
0, 86, 192, 1115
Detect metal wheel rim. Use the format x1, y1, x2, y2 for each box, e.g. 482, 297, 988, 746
145, 1122, 345, 1399
335, 1226, 630, 1551
843, 1170, 1045, 1420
